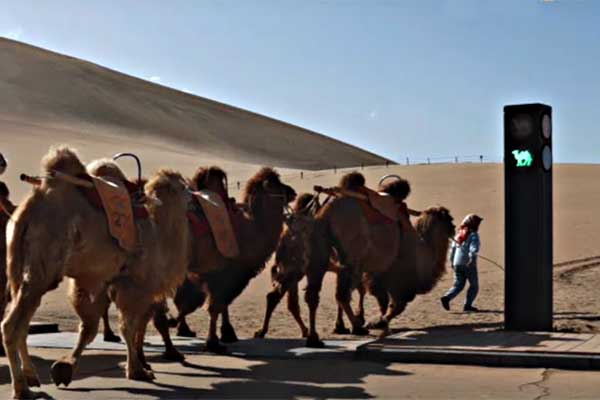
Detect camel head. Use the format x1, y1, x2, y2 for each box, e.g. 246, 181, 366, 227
192, 166, 228, 198
415, 206, 456, 244
243, 167, 296, 215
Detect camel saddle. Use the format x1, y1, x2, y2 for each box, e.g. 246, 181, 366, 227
90, 176, 137, 252
360, 187, 400, 222
191, 189, 240, 258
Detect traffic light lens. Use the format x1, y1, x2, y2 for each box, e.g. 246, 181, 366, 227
510, 114, 534, 141
512, 150, 533, 167
542, 146, 552, 171
542, 114, 552, 139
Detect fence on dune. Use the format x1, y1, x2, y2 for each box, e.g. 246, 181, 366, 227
226, 153, 502, 192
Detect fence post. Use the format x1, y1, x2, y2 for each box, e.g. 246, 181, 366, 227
455, 156, 458, 164
406, 157, 410, 166
385, 161, 389, 168
300, 171, 304, 179
334, 166, 337, 174
480, 155, 484, 163
237, 181, 240, 190
427, 157, 430, 165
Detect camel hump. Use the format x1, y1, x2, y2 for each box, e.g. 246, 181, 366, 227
193, 190, 240, 258
41, 145, 86, 177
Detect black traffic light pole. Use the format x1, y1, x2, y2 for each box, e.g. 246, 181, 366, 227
504, 103, 553, 331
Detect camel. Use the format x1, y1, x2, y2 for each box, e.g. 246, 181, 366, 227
156, 166, 296, 353
1, 146, 192, 399
302, 172, 455, 347
254, 193, 320, 339
0, 181, 17, 357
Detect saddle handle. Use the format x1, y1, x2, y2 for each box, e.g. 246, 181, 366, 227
113, 152, 143, 184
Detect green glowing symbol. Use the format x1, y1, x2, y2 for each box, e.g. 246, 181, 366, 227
512, 150, 533, 167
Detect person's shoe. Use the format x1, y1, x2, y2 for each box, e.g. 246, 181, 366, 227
463, 305, 479, 312
440, 296, 450, 311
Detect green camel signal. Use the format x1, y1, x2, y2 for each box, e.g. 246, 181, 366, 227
512, 150, 533, 167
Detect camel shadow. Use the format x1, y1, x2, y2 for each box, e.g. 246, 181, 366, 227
3, 350, 411, 399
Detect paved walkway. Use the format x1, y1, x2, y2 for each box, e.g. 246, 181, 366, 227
1, 329, 600, 398
357, 328, 600, 369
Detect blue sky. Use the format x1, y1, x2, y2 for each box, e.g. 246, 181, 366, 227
2, 0, 599, 163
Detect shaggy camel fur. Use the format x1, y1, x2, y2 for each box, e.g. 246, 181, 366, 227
1, 147, 191, 399
333, 206, 456, 335
254, 193, 319, 339
157, 166, 296, 353
0, 181, 17, 357
302, 172, 450, 347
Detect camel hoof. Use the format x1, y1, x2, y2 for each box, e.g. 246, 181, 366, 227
176, 327, 197, 338
254, 329, 266, 339
356, 315, 366, 327
205, 339, 227, 354
306, 335, 325, 348
50, 360, 73, 387
143, 362, 153, 371
352, 326, 370, 336
128, 368, 155, 382
13, 386, 35, 400
25, 373, 41, 388
365, 318, 388, 330
103, 332, 121, 343
220, 325, 239, 343
301, 328, 309, 338
333, 325, 351, 335
167, 318, 179, 328
163, 348, 185, 362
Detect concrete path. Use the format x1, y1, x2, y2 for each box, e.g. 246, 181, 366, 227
358, 328, 600, 369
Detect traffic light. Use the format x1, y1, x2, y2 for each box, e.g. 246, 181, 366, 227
504, 103, 553, 331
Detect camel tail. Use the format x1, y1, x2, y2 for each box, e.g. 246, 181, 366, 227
6, 204, 29, 297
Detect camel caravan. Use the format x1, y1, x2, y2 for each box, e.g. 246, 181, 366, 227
0, 145, 455, 399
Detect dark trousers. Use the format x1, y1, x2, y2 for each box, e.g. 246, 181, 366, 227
444, 264, 479, 307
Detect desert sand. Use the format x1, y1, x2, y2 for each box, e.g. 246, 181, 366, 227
1, 38, 600, 343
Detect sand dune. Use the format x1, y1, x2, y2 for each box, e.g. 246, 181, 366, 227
0, 38, 388, 171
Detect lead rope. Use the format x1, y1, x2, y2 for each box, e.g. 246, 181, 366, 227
450, 237, 504, 271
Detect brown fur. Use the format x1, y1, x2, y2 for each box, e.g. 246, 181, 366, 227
192, 166, 228, 192
339, 171, 365, 191
302, 177, 456, 346
165, 166, 296, 350
1, 147, 192, 398
379, 178, 411, 201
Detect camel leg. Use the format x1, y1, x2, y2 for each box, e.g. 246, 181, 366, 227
376, 294, 408, 337
287, 283, 309, 338
152, 301, 185, 362
121, 309, 155, 381
51, 285, 107, 387
254, 286, 286, 339
172, 279, 205, 338
355, 284, 366, 327
336, 267, 368, 336
0, 285, 6, 357
135, 308, 153, 371
205, 302, 227, 354
305, 269, 326, 348
102, 302, 121, 343
333, 303, 350, 334
220, 308, 239, 343
365, 278, 392, 330
1, 284, 44, 399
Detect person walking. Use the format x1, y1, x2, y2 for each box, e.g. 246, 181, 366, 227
440, 214, 483, 312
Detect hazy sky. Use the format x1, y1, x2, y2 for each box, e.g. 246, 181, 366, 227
2, 0, 599, 163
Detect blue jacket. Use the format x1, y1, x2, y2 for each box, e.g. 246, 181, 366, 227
449, 232, 480, 267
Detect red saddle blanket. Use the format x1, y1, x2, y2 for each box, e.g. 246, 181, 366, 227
77, 174, 149, 219
187, 190, 241, 258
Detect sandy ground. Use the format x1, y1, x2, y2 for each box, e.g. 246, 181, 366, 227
2, 124, 599, 342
